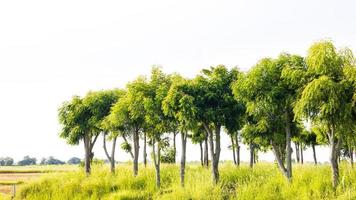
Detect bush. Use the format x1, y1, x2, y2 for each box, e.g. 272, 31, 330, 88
160, 148, 175, 164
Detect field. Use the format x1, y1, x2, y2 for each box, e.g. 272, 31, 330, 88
0, 162, 354, 200
0, 165, 79, 199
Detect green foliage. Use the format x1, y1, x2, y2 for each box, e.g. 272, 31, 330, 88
160, 148, 176, 164
16, 163, 356, 200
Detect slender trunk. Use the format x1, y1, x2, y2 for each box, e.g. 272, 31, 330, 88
199, 141, 203, 166
204, 134, 209, 167
284, 111, 292, 181
133, 129, 140, 177
300, 143, 304, 165
103, 133, 117, 174
350, 147, 354, 168
173, 132, 177, 164
295, 142, 300, 163
253, 149, 257, 164
110, 137, 117, 173
180, 132, 187, 187
329, 124, 342, 188
231, 134, 237, 165
143, 132, 147, 167
235, 133, 240, 166
271, 140, 288, 178
204, 123, 221, 184
152, 138, 161, 188
312, 144, 317, 165
122, 135, 134, 159
249, 143, 254, 168
84, 135, 91, 175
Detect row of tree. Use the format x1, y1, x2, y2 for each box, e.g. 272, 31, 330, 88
0, 156, 81, 166
58, 41, 355, 188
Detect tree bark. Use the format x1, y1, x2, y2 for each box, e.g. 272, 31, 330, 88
284, 111, 292, 181
271, 140, 288, 178
173, 132, 177, 164
312, 143, 317, 165
204, 134, 209, 167
295, 142, 300, 163
235, 133, 240, 166
84, 134, 91, 175
204, 123, 221, 184
133, 128, 140, 177
328, 124, 342, 188
152, 138, 161, 188
350, 147, 354, 168
300, 142, 304, 165
230, 134, 237, 165
249, 143, 254, 168
143, 132, 147, 167
103, 133, 117, 174
180, 132, 187, 187
199, 141, 203, 166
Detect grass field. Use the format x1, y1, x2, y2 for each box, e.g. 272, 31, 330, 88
0, 165, 79, 199
0, 162, 354, 200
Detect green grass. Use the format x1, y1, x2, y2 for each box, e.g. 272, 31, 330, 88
10, 162, 356, 200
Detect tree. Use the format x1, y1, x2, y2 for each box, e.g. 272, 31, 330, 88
40, 157, 65, 165
163, 77, 197, 187
18, 156, 36, 166
67, 157, 81, 165
233, 54, 305, 180
294, 41, 355, 187
0, 157, 14, 166
106, 78, 149, 176
58, 90, 121, 175
144, 67, 173, 188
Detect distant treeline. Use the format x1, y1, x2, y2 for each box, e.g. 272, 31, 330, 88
0, 156, 81, 166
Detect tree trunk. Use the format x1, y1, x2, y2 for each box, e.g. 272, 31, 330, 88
143, 132, 147, 167
312, 143, 317, 165
152, 139, 161, 188
84, 135, 91, 175
235, 133, 240, 166
253, 149, 257, 164
133, 129, 140, 177
295, 142, 300, 163
180, 132, 187, 187
230, 134, 237, 165
204, 123, 221, 184
300, 143, 304, 165
284, 111, 292, 181
199, 141, 203, 166
249, 143, 254, 168
350, 147, 354, 168
271, 140, 288, 178
173, 132, 177, 164
329, 125, 342, 188
204, 134, 209, 167
103, 133, 117, 174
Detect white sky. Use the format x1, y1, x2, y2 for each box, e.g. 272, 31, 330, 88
0, 0, 355, 163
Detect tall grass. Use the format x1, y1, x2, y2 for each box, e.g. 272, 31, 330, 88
15, 162, 356, 200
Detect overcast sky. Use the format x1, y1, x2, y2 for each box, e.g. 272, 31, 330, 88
0, 0, 355, 163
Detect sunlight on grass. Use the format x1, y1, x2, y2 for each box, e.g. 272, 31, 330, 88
14, 162, 356, 200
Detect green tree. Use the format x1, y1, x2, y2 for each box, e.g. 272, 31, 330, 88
233, 54, 305, 180
294, 41, 355, 187
144, 67, 172, 188
163, 77, 197, 187
58, 90, 120, 175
